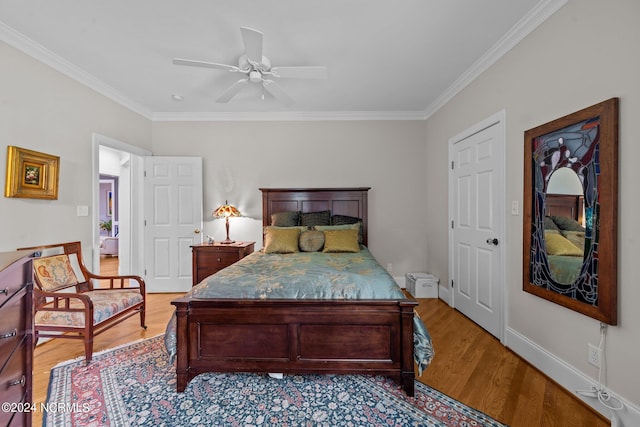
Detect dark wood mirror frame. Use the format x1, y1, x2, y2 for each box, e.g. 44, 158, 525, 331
523, 98, 618, 325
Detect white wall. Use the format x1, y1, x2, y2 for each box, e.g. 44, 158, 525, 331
424, 0, 640, 418
0, 41, 152, 252
151, 120, 430, 276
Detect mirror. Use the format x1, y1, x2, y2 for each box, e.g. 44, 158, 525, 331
544, 169, 585, 284
523, 98, 618, 325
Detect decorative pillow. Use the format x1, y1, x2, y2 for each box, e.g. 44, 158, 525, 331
315, 223, 362, 243
550, 215, 585, 232
322, 229, 360, 253
271, 211, 300, 227
544, 216, 560, 231
544, 232, 583, 256
263, 227, 302, 253
562, 230, 585, 250
263, 225, 308, 235
300, 210, 331, 227
299, 230, 325, 252
331, 214, 361, 225
33, 254, 81, 291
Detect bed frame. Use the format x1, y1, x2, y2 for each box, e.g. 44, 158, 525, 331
171, 187, 417, 396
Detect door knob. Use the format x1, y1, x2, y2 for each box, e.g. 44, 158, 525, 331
486, 238, 499, 245
194, 228, 201, 234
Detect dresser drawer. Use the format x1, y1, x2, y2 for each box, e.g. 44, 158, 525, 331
0, 337, 28, 427
0, 260, 30, 308
0, 286, 27, 370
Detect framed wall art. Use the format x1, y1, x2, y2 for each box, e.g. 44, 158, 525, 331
4, 146, 60, 200
522, 98, 618, 325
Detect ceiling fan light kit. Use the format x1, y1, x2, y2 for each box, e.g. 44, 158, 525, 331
173, 27, 327, 105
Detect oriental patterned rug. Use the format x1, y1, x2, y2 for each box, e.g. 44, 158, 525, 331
45, 335, 506, 427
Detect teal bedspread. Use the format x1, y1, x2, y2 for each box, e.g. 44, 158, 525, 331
164, 247, 434, 373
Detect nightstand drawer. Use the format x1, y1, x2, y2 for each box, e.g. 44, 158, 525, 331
196, 252, 237, 269
191, 242, 255, 285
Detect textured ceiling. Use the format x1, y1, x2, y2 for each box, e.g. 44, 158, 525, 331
0, 0, 565, 120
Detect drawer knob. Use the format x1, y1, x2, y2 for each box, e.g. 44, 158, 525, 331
217, 258, 222, 262
0, 329, 17, 340
9, 375, 25, 387
0, 288, 8, 295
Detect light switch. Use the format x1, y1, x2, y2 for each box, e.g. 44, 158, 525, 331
77, 205, 89, 216
511, 201, 519, 216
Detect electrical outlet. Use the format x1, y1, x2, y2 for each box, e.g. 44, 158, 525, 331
587, 343, 601, 368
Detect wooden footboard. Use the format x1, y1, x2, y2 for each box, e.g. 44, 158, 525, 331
171, 297, 417, 396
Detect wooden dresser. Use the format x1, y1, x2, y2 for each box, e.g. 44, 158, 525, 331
191, 241, 254, 285
0, 252, 33, 427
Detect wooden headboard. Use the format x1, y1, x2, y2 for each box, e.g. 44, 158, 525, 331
260, 187, 370, 246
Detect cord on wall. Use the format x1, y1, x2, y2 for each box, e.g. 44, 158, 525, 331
576, 323, 624, 426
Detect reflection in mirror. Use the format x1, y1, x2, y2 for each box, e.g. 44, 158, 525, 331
544, 168, 586, 284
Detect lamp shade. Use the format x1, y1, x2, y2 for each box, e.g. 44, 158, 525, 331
213, 201, 241, 218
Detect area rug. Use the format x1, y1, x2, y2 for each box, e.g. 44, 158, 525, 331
45, 335, 506, 427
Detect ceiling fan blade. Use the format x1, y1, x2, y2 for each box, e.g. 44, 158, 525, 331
240, 27, 263, 64
271, 66, 328, 80
216, 79, 249, 103
173, 58, 239, 72
262, 80, 294, 106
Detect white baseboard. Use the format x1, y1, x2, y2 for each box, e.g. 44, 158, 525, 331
506, 327, 640, 427
438, 284, 450, 305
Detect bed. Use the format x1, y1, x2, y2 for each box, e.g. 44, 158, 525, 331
166, 187, 433, 396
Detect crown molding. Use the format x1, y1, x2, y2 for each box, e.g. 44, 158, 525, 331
0, 21, 153, 120
151, 110, 428, 122
2, 0, 566, 123
423, 0, 568, 119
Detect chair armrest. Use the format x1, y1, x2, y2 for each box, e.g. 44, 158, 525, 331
84, 272, 146, 294
33, 288, 93, 312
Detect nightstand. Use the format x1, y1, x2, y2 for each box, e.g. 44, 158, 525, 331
191, 241, 255, 285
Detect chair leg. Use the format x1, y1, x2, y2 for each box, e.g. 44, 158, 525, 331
84, 337, 93, 364
140, 306, 147, 329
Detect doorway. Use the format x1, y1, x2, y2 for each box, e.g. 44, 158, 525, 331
91, 133, 151, 275
448, 110, 506, 342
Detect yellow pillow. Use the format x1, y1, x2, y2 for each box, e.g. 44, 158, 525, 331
322, 229, 360, 253
263, 227, 301, 253
545, 232, 583, 256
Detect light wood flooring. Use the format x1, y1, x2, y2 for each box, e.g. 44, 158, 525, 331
32, 257, 608, 427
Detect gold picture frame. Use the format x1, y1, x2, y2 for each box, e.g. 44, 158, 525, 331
4, 146, 60, 200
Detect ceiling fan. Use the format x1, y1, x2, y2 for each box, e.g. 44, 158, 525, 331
173, 27, 327, 105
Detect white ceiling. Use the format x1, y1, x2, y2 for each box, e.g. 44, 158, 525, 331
0, 0, 565, 120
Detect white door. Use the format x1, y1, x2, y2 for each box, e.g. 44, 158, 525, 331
449, 112, 505, 340
144, 156, 203, 293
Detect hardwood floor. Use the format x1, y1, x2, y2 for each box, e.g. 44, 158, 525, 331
415, 299, 609, 427
32, 261, 607, 426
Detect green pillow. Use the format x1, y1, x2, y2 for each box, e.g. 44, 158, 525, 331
300, 210, 331, 227
264, 227, 301, 253
550, 216, 585, 232
322, 229, 360, 253
271, 211, 300, 227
